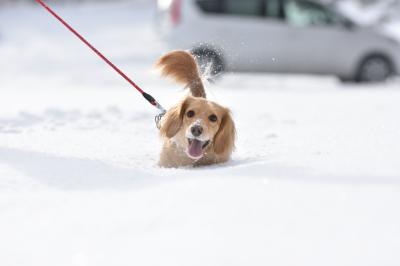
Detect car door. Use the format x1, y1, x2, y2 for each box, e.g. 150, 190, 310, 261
199, 0, 290, 72
279, 0, 356, 75
194, 0, 356, 75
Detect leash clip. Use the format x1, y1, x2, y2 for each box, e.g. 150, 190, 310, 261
155, 109, 166, 130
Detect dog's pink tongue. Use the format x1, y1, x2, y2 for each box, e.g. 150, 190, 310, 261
188, 139, 203, 159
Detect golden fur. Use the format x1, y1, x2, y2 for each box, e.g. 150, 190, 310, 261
156, 50, 206, 98
156, 50, 236, 168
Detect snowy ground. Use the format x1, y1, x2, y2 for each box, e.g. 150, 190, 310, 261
1, 2, 400, 266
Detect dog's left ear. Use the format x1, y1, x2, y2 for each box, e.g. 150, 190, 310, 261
160, 97, 191, 138
213, 109, 236, 155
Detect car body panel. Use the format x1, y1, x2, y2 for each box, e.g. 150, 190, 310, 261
156, 0, 400, 79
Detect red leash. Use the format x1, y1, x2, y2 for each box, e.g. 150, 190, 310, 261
35, 0, 166, 125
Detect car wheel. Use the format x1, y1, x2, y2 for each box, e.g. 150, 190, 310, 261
191, 48, 224, 78
356, 55, 393, 82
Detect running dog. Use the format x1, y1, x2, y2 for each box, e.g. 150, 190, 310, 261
156, 50, 236, 168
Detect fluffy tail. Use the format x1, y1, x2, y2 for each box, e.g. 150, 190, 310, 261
156, 50, 206, 98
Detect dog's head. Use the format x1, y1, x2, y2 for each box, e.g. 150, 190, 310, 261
160, 96, 235, 160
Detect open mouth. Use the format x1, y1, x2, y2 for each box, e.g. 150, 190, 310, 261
187, 138, 210, 159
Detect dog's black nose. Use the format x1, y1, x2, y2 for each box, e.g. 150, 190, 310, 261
191, 125, 203, 137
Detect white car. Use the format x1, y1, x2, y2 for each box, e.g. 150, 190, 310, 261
156, 0, 400, 82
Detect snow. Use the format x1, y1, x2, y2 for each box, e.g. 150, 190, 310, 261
1, 2, 400, 266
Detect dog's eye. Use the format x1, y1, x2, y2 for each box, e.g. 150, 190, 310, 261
187, 110, 195, 118
209, 114, 218, 122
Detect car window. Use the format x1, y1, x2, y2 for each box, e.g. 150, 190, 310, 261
265, 0, 284, 19
284, 0, 339, 27
195, 0, 223, 14
224, 0, 263, 17
196, 0, 263, 17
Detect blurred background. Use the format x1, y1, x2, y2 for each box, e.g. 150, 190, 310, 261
1, 0, 400, 84
155, 0, 400, 82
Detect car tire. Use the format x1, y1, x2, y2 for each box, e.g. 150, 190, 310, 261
191, 48, 224, 77
356, 54, 393, 82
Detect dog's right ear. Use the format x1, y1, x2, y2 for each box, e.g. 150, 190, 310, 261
160, 97, 191, 138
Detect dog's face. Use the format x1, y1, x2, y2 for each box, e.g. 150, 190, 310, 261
160, 96, 235, 160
